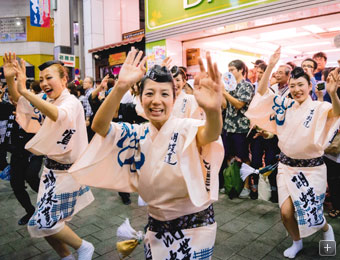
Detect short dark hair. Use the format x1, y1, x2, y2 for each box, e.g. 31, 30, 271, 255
286, 61, 296, 70
229, 60, 246, 76
31, 80, 42, 94
107, 78, 115, 89
322, 67, 336, 82
258, 63, 267, 71
302, 58, 317, 71
312, 52, 327, 61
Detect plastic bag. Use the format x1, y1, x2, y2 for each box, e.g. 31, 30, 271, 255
258, 174, 271, 201
0, 165, 10, 181
223, 161, 243, 199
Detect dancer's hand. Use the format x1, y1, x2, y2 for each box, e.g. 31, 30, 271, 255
194, 52, 222, 113
117, 47, 146, 92
13, 58, 28, 95
161, 56, 172, 69
268, 47, 281, 68
326, 68, 340, 97
3, 52, 17, 79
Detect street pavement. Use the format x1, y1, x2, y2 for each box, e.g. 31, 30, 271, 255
0, 179, 339, 260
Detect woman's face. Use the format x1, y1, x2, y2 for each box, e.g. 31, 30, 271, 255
141, 80, 175, 130
288, 77, 311, 104
174, 74, 186, 97
39, 66, 66, 99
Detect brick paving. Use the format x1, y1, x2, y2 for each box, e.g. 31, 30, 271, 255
0, 179, 339, 260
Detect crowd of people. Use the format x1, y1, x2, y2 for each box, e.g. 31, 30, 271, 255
0, 45, 339, 259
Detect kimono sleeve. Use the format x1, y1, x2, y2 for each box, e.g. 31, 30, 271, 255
180, 119, 224, 207
245, 91, 279, 135
16, 96, 44, 133
313, 102, 340, 150
69, 122, 143, 192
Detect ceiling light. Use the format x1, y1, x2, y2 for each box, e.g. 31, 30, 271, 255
304, 49, 339, 55
259, 29, 310, 41
302, 25, 325, 33
328, 27, 340, 32
289, 42, 330, 49
257, 42, 279, 50
233, 36, 255, 42
16, 21, 21, 26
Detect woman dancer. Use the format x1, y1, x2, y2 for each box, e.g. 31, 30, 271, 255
245, 47, 340, 258
3, 53, 94, 260
70, 48, 224, 259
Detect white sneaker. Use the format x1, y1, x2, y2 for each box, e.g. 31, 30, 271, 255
239, 188, 250, 198
219, 188, 225, 194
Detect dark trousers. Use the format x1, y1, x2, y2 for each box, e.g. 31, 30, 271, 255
249, 131, 280, 188
218, 130, 250, 189
0, 148, 7, 171
10, 154, 43, 214
118, 192, 130, 199
325, 156, 340, 210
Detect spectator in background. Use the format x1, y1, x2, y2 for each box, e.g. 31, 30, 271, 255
286, 61, 296, 70
222, 59, 254, 198
30, 80, 42, 95
301, 58, 318, 100
82, 76, 95, 141
270, 64, 292, 98
253, 62, 267, 93
312, 52, 327, 81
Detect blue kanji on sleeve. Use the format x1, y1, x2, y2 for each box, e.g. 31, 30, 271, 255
117, 122, 149, 172
270, 96, 294, 126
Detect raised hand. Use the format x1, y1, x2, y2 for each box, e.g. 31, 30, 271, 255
3, 52, 17, 79
326, 68, 340, 96
13, 58, 28, 95
193, 52, 222, 113
268, 46, 281, 67
117, 47, 147, 91
161, 56, 172, 69
100, 74, 110, 90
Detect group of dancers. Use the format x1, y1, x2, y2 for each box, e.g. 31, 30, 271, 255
2, 45, 340, 259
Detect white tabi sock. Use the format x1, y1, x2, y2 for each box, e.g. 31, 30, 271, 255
61, 254, 75, 260
77, 240, 94, 260
283, 239, 303, 259
323, 224, 335, 241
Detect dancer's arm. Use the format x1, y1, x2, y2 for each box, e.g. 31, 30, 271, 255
3, 52, 20, 102
257, 47, 281, 96
326, 68, 340, 118
194, 52, 223, 147
92, 48, 146, 137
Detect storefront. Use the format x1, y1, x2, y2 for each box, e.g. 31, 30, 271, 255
145, 0, 340, 77
88, 30, 145, 81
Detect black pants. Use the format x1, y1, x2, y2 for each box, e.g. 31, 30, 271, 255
249, 132, 280, 188
10, 153, 43, 214
0, 148, 7, 171
325, 156, 340, 210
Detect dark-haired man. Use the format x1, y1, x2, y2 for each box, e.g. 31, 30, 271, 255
312, 52, 327, 81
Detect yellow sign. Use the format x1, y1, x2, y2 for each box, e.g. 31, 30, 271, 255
109, 52, 127, 66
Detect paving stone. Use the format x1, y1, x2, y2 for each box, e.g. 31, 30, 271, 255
2, 245, 40, 259
237, 240, 274, 260
0, 244, 14, 257
74, 223, 102, 237
219, 219, 249, 234
215, 230, 233, 245
244, 219, 274, 235
226, 254, 251, 260
213, 244, 236, 260
0, 231, 23, 246
93, 238, 117, 255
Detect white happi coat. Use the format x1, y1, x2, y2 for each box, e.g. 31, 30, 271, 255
245, 91, 340, 237
70, 116, 223, 258
16, 89, 94, 238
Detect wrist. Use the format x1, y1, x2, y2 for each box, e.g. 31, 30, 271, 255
115, 80, 132, 92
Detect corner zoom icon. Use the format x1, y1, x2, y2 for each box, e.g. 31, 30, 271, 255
319, 240, 336, 256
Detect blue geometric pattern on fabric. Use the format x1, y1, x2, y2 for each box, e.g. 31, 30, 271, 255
28, 186, 90, 227
193, 247, 214, 260
293, 193, 325, 227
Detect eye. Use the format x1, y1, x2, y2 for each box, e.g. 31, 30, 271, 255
145, 92, 153, 96
162, 92, 169, 97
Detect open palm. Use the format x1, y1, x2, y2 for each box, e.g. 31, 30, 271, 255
326, 68, 340, 95
3, 52, 17, 79
194, 52, 222, 113
118, 47, 147, 91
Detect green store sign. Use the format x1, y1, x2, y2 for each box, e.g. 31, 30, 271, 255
146, 0, 280, 32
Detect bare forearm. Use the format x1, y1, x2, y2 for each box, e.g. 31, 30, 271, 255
329, 93, 340, 117
92, 81, 127, 136
197, 109, 222, 147
258, 64, 274, 95
225, 92, 245, 110
5, 77, 21, 102
20, 90, 59, 121
91, 85, 102, 99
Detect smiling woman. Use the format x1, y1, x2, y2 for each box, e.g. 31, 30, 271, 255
3, 53, 95, 260
69, 47, 224, 259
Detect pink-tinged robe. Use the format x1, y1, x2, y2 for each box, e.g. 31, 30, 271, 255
245, 91, 340, 237
16, 89, 94, 238
69, 116, 223, 259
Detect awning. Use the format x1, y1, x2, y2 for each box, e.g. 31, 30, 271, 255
88, 36, 144, 53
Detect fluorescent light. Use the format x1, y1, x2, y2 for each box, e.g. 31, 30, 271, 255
281, 47, 300, 55
304, 49, 339, 55
233, 36, 255, 42
230, 42, 272, 55
302, 25, 325, 33
289, 42, 330, 49
204, 41, 230, 50
328, 27, 340, 32
258, 42, 279, 50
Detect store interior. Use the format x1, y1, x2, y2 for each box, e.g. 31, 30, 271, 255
167, 4, 340, 76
